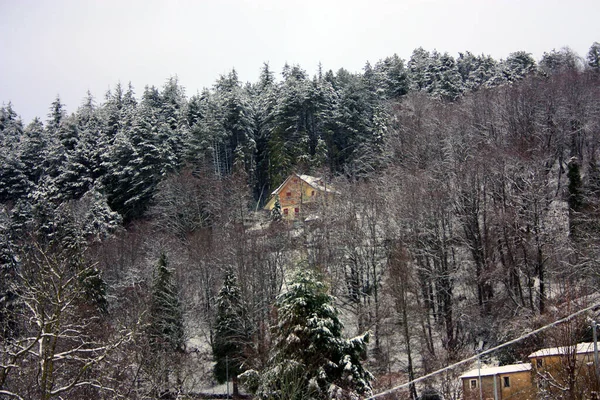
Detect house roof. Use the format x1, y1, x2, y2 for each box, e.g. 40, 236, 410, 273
528, 342, 596, 358
298, 174, 337, 193
270, 173, 336, 196
460, 363, 532, 379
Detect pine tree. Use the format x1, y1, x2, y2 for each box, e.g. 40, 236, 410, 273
20, 118, 48, 184
502, 51, 537, 82
144, 252, 185, 397
0, 103, 23, 149
408, 47, 433, 91
253, 63, 279, 200
271, 196, 282, 221
539, 47, 581, 74
374, 54, 410, 99
213, 268, 250, 396
587, 42, 600, 72
147, 253, 184, 352
0, 148, 29, 203
246, 268, 372, 400
120, 96, 165, 218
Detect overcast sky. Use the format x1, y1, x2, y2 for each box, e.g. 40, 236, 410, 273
1, 0, 598, 124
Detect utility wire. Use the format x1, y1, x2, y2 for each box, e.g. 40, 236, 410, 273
367, 301, 600, 399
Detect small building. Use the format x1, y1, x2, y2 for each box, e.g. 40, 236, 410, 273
528, 342, 599, 397
460, 363, 534, 400
264, 173, 336, 220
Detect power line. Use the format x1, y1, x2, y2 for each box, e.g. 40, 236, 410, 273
367, 301, 600, 399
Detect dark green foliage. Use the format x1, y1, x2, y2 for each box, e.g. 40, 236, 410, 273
271, 196, 282, 221
248, 268, 372, 399
20, 118, 48, 184
375, 54, 410, 99
503, 51, 537, 81
79, 266, 108, 314
213, 269, 250, 388
0, 208, 19, 339
588, 42, 600, 72
148, 253, 184, 352
0, 150, 29, 203
539, 47, 581, 74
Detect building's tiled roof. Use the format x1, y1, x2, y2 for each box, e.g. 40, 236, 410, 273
271, 173, 336, 195
298, 174, 336, 193
528, 342, 596, 358
460, 363, 532, 379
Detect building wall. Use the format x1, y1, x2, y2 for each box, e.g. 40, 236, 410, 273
462, 376, 494, 400
462, 372, 534, 400
531, 353, 599, 397
500, 371, 535, 399
264, 175, 326, 220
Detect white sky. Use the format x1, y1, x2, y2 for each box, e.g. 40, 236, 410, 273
1, 0, 598, 124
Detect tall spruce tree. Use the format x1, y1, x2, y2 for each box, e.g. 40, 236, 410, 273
148, 253, 184, 352
213, 268, 250, 396
587, 42, 600, 72
246, 268, 372, 400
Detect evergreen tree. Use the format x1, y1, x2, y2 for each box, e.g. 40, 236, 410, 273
79, 266, 109, 315
587, 42, 600, 72
159, 76, 188, 170
52, 94, 104, 201
539, 47, 581, 74
374, 54, 410, 99
271, 196, 282, 221
408, 47, 433, 91
121, 95, 166, 218
147, 253, 184, 352
252, 63, 279, 201
0, 148, 29, 203
213, 268, 250, 396
0, 103, 23, 148
102, 128, 137, 219
145, 252, 185, 396
215, 69, 254, 176
0, 206, 19, 338
431, 51, 464, 100
271, 64, 312, 173
502, 51, 537, 82
20, 118, 48, 184
246, 268, 372, 400
78, 187, 122, 240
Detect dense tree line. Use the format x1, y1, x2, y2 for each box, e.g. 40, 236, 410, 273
1, 43, 599, 399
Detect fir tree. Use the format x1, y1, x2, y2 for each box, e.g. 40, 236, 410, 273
20, 118, 48, 184
145, 252, 184, 396
271, 196, 282, 221
587, 42, 600, 72
245, 268, 372, 400
213, 268, 250, 396
147, 253, 184, 352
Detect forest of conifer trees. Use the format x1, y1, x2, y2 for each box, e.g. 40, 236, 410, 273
1, 43, 600, 399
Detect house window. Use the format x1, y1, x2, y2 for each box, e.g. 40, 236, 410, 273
311, 190, 315, 196
470, 379, 477, 389
503, 376, 510, 388
294, 207, 299, 214
286, 192, 292, 197
536, 358, 543, 368
283, 208, 288, 215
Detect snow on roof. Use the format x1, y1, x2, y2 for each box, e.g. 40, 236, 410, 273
528, 342, 596, 358
298, 174, 338, 193
270, 173, 337, 195
460, 363, 531, 379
